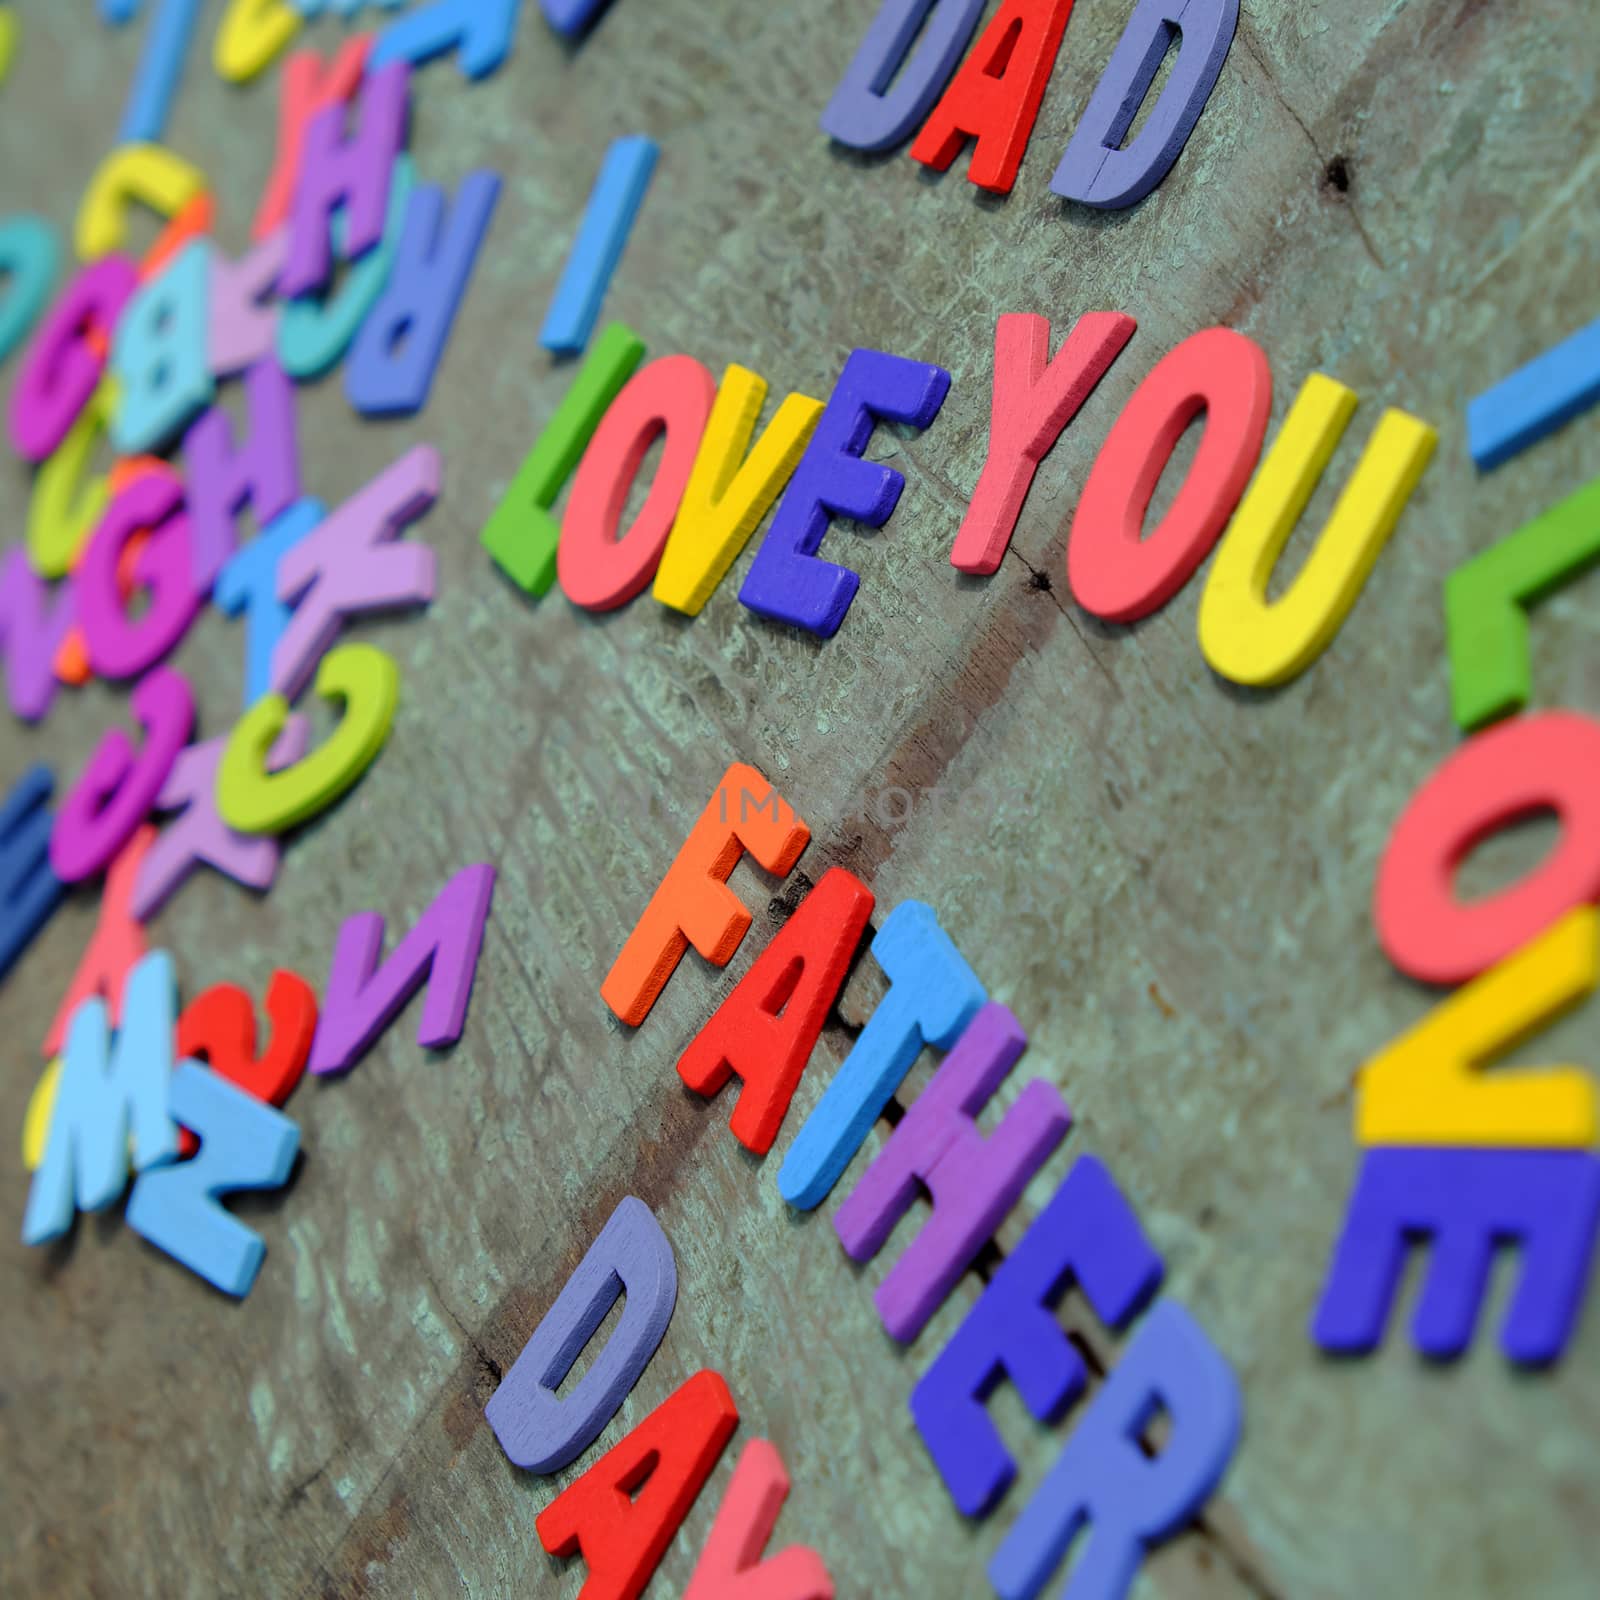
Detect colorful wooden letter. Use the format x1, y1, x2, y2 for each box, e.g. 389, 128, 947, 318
778, 900, 985, 1211
117, 0, 204, 144
952, 311, 1136, 576
110, 240, 215, 453
908, 0, 1076, 194
139, 190, 215, 282
535, 1370, 738, 1600
1051, 0, 1239, 209
209, 228, 287, 377
1374, 711, 1600, 985
26, 380, 116, 580
988, 1302, 1240, 1600
1312, 1147, 1600, 1364
131, 721, 309, 920
280, 158, 411, 381
125, 1062, 299, 1296
679, 865, 874, 1155
540, 0, 613, 38
22, 950, 181, 1245
9, 257, 138, 463
216, 643, 398, 835
559, 354, 717, 610
601, 764, 810, 1027
183, 356, 301, 592
370, 0, 522, 79
270, 446, 438, 700
834, 1001, 1071, 1342
0, 548, 75, 722
683, 1439, 833, 1600
0, 214, 59, 366
1357, 908, 1599, 1148
740, 349, 950, 637
481, 323, 644, 597
654, 366, 823, 617
214, 0, 302, 84
541, 137, 657, 356
486, 1196, 678, 1473
75, 469, 203, 680
174, 970, 318, 1155
49, 666, 194, 883
0, 767, 65, 981
1466, 314, 1600, 471
308, 862, 495, 1076
279, 60, 409, 298
75, 143, 204, 261
1197, 373, 1436, 686
1444, 476, 1600, 731
41, 826, 153, 1055
911, 1155, 1162, 1515
215, 499, 324, 707
1067, 326, 1270, 619
253, 37, 371, 240
345, 169, 501, 416
820, 0, 985, 154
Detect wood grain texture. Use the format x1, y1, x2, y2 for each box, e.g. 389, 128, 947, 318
2, 1, 1599, 1596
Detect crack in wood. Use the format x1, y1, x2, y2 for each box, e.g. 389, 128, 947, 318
1235, 15, 1388, 271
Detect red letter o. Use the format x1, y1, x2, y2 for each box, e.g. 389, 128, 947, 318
1375, 711, 1600, 985
1068, 327, 1270, 622
558, 354, 716, 612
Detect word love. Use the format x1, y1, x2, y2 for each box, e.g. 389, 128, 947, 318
1308, 307, 1600, 1369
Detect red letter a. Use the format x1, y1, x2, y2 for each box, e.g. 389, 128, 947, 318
909, 0, 1077, 194
678, 866, 874, 1155
535, 1370, 739, 1600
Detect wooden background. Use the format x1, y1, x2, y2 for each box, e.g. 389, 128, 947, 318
3, 1, 1599, 1595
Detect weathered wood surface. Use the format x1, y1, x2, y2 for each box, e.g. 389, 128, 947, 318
3, 1, 1599, 1595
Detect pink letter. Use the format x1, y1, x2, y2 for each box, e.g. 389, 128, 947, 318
683, 1440, 833, 1600
950, 311, 1136, 575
